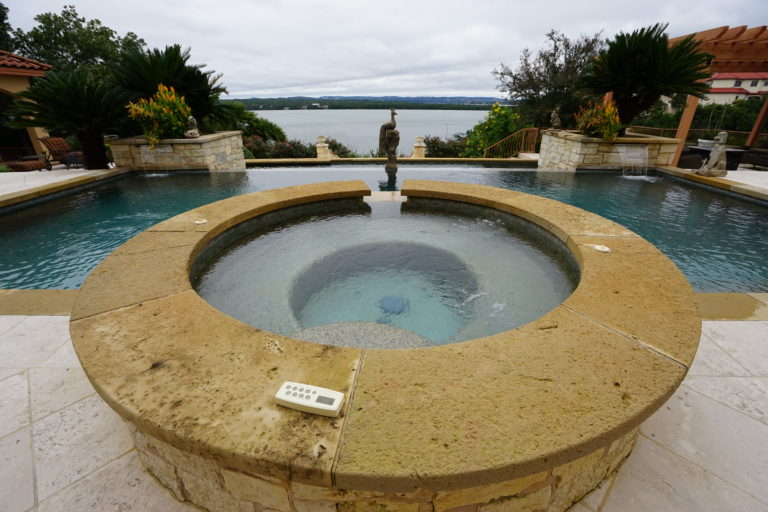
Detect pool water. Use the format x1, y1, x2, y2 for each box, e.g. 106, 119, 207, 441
193, 202, 578, 344
1, 166, 766, 292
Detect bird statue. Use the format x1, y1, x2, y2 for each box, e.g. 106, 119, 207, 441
378, 108, 397, 157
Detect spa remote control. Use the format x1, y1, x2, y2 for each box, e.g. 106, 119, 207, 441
275, 382, 345, 417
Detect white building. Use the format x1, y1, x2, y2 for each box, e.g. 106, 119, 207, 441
702, 72, 768, 104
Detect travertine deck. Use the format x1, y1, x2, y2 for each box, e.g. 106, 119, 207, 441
65, 180, 701, 510
3, 316, 767, 512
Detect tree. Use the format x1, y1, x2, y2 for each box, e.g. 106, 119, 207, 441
10, 69, 128, 169
494, 30, 604, 127
579, 23, 711, 129
460, 103, 524, 157
0, 3, 14, 52
11, 5, 144, 72
110, 45, 228, 132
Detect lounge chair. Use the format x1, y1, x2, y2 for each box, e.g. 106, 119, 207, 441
38, 136, 83, 169
0, 154, 51, 172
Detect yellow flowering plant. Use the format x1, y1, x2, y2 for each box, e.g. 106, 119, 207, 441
127, 84, 192, 148
574, 100, 621, 142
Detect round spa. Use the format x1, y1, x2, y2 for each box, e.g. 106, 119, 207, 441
70, 180, 701, 512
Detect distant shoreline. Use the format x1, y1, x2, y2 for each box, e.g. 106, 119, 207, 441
227, 96, 502, 111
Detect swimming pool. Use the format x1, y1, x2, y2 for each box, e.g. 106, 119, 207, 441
1, 166, 766, 291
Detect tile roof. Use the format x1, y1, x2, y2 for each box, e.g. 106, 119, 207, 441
0, 50, 51, 75
712, 72, 768, 79
708, 87, 750, 93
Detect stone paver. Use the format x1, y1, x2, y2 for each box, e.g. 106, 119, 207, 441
1, 317, 767, 511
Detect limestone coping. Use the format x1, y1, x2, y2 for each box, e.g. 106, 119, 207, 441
70, 180, 700, 492
109, 130, 243, 146
542, 129, 682, 145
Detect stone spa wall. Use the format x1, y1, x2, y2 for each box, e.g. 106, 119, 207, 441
70, 181, 701, 512
538, 130, 680, 171
110, 131, 246, 171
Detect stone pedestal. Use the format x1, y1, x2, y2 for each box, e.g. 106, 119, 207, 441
110, 131, 245, 171
410, 136, 426, 158
538, 130, 680, 170
315, 136, 335, 160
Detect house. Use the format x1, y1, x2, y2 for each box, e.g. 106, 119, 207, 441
702, 72, 768, 104
0, 50, 51, 159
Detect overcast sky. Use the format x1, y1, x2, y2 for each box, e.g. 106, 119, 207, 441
7, 0, 768, 98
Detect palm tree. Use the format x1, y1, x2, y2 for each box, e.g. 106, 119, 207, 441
10, 69, 127, 169
579, 24, 712, 129
110, 45, 228, 131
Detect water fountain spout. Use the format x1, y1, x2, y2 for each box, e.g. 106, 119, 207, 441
616, 144, 649, 176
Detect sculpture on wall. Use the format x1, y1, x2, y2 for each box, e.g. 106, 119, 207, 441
695, 131, 728, 177
378, 108, 399, 172
550, 106, 561, 130
185, 116, 200, 138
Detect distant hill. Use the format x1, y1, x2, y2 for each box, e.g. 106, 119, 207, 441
228, 96, 506, 110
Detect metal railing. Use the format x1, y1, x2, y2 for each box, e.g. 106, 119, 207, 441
483, 127, 541, 158
627, 126, 768, 147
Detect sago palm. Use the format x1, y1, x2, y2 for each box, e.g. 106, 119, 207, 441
10, 69, 127, 169
111, 45, 228, 131
579, 23, 712, 129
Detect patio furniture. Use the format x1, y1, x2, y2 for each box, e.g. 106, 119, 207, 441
740, 143, 768, 168
0, 154, 51, 172
38, 136, 83, 169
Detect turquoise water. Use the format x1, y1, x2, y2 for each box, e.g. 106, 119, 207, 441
1, 166, 766, 291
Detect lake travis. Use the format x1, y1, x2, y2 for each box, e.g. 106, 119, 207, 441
254, 109, 489, 155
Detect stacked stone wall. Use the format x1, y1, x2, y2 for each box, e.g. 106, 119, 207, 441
110, 131, 245, 171
539, 130, 679, 170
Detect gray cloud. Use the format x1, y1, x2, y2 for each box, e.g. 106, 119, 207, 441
7, 0, 767, 97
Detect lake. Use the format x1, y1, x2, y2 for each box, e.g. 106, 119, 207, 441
253, 109, 489, 155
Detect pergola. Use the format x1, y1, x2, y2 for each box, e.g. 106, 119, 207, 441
670, 26, 768, 164
0, 50, 51, 156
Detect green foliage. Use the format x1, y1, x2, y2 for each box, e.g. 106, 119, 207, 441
127, 84, 191, 147
9, 68, 127, 169
494, 30, 605, 127
243, 136, 315, 158
423, 135, 467, 157
0, 165, 11, 172
0, 3, 14, 52
633, 96, 767, 133
325, 137, 358, 157
460, 104, 523, 157
575, 100, 621, 141
579, 23, 711, 128
209, 101, 286, 141
10, 5, 144, 73
110, 45, 226, 132
242, 146, 255, 159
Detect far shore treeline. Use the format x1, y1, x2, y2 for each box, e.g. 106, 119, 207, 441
227, 97, 501, 111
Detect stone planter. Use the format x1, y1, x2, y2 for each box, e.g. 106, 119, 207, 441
538, 130, 680, 171
110, 131, 245, 171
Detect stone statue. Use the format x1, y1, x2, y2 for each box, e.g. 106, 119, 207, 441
696, 131, 728, 177
378, 108, 399, 172
550, 106, 561, 130
184, 116, 200, 139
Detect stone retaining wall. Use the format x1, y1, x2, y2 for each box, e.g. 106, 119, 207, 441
539, 130, 680, 170
132, 426, 638, 512
110, 131, 245, 171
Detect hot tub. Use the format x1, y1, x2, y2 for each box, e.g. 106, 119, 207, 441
70, 180, 701, 512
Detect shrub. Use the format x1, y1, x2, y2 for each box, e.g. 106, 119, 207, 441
0, 165, 11, 172
325, 137, 358, 158
242, 135, 315, 158
127, 84, 191, 147
424, 135, 467, 157
242, 146, 255, 159
575, 100, 621, 142
460, 104, 523, 157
